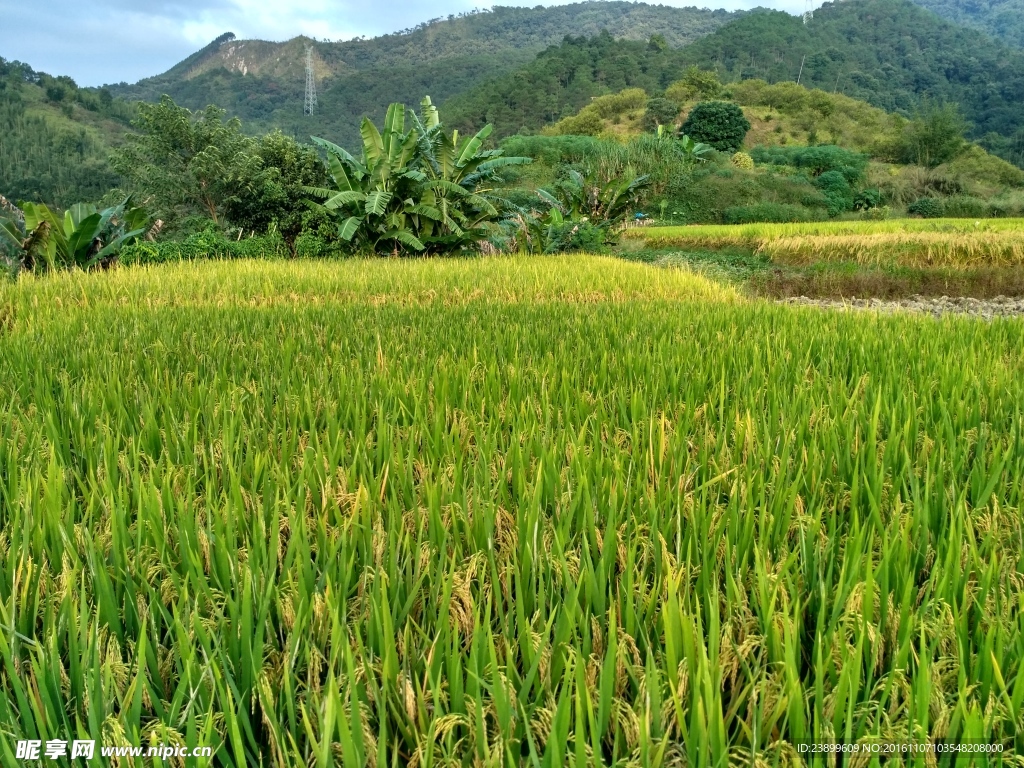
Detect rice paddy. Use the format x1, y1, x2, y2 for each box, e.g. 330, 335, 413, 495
631, 220, 1024, 268
1, 256, 1024, 766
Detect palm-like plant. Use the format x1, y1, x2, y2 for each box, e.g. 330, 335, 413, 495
410, 97, 531, 249
0, 197, 149, 273
679, 134, 714, 164
308, 98, 530, 254
548, 168, 650, 227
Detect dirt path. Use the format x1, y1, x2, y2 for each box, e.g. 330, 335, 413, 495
779, 295, 1024, 319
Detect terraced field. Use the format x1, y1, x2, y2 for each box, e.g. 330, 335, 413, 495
1, 257, 1023, 765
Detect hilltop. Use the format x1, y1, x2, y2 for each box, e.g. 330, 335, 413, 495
108, 3, 739, 147
446, 0, 1024, 168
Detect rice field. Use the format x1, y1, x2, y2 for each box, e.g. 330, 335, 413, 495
2, 256, 1024, 766
632, 219, 1024, 248
632, 220, 1024, 268
761, 231, 1024, 268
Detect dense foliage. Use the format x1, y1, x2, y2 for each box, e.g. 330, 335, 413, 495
445, 0, 1024, 169
909, 0, 1024, 49
0, 58, 132, 207
111, 97, 328, 244
676, 1, 1024, 163
679, 101, 750, 152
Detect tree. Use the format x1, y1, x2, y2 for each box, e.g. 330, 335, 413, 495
665, 66, 722, 103
111, 96, 259, 226
642, 97, 680, 131
679, 101, 750, 153
223, 131, 327, 245
901, 100, 969, 168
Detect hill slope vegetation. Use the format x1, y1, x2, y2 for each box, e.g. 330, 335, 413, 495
909, 0, 1024, 49
0, 58, 133, 207
445, 0, 1024, 167
108, 3, 738, 147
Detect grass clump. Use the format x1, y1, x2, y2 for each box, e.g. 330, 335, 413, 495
1, 257, 1023, 763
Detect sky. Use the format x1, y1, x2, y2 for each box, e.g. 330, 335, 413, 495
0, 0, 808, 87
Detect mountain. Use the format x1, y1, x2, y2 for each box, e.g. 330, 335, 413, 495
0, 58, 133, 206
446, 0, 1024, 167
107, 2, 740, 146
908, 0, 1024, 49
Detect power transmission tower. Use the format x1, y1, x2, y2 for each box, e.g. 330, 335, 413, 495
803, 0, 813, 24
304, 46, 318, 116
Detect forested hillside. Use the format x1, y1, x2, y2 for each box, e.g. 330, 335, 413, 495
107, 3, 738, 147
909, 0, 1024, 49
446, 0, 1024, 167
0, 58, 132, 206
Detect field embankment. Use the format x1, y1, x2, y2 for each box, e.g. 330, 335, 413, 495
1, 257, 1023, 762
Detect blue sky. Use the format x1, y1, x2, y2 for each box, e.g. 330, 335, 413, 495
0, 0, 808, 87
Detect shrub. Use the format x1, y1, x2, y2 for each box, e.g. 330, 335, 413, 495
907, 197, 944, 218
814, 171, 855, 217
119, 226, 288, 265
731, 152, 755, 170
853, 189, 881, 211
680, 101, 750, 153
940, 195, 988, 218
547, 220, 609, 252
751, 146, 868, 183
643, 98, 680, 131
723, 203, 817, 224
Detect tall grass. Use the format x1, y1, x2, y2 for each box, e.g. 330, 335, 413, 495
1, 257, 1023, 766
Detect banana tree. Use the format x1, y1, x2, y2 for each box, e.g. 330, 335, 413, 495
410, 97, 531, 248
307, 97, 530, 254
679, 134, 713, 164
1, 197, 150, 272
551, 168, 650, 228
308, 103, 430, 253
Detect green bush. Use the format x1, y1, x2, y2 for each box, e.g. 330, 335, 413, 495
723, 203, 818, 224
119, 227, 288, 265
547, 220, 609, 253
907, 197, 944, 218
940, 195, 988, 218
642, 97, 680, 131
751, 146, 868, 183
814, 170, 855, 216
679, 101, 750, 153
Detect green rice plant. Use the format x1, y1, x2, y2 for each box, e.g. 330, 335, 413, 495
1, 257, 1023, 766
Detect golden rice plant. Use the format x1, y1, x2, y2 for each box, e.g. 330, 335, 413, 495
633, 218, 1024, 252
1, 256, 1023, 766
760, 230, 1024, 267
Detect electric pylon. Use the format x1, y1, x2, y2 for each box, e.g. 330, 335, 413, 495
304, 46, 318, 116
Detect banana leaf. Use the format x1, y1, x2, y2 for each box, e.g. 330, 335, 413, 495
338, 217, 362, 241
